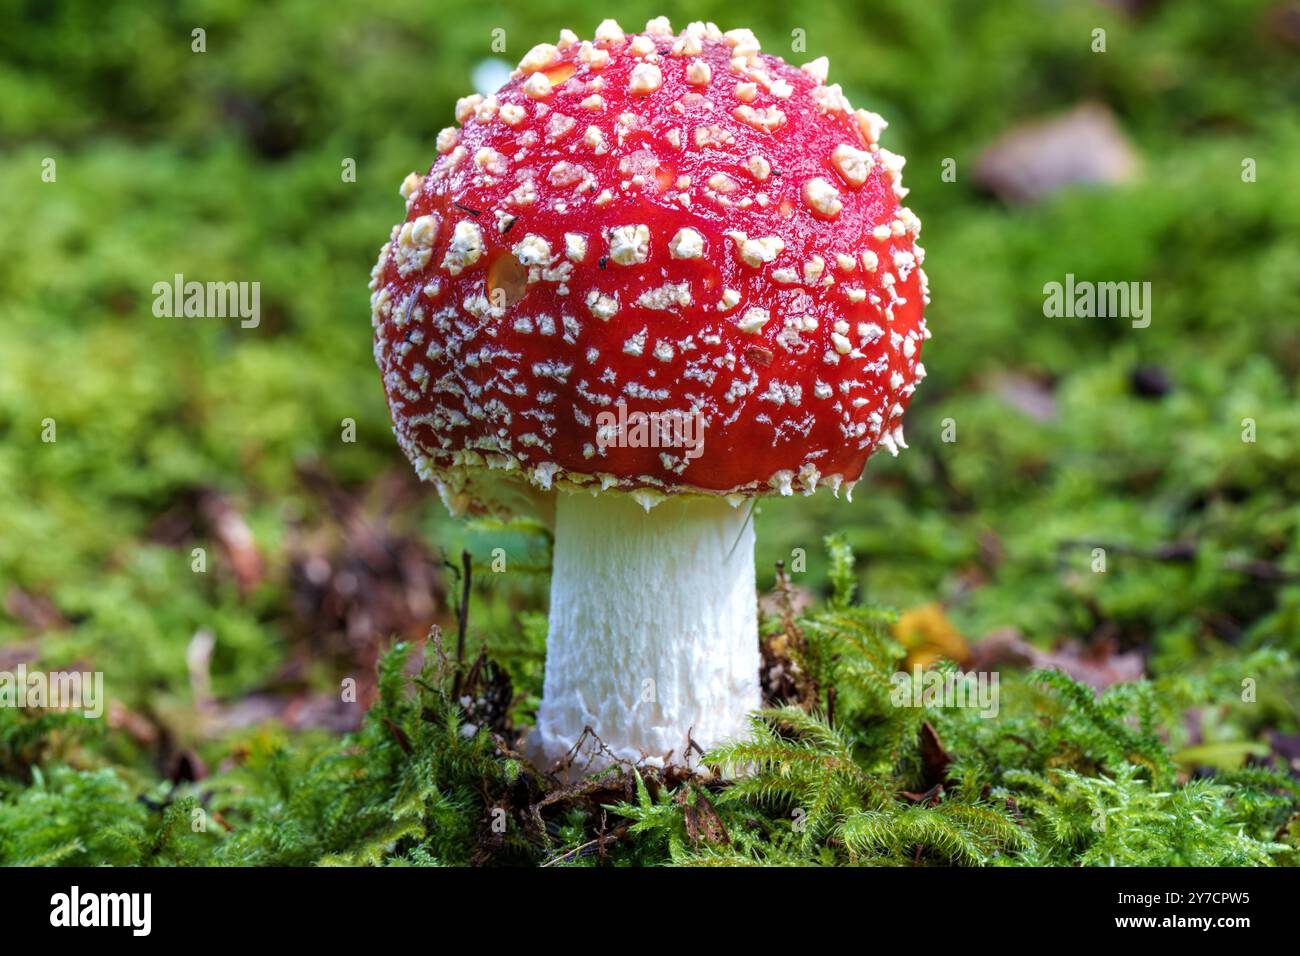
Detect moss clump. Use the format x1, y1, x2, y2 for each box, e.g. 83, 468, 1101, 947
4, 541, 1294, 867
3, 0, 1299, 867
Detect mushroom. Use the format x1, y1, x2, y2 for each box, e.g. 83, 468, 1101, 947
369, 19, 929, 772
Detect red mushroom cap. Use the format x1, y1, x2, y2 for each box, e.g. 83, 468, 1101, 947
371, 19, 929, 512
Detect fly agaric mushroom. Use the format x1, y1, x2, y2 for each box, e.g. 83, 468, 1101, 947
370, 18, 929, 771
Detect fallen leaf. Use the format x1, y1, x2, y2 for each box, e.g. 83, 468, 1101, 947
971, 628, 1144, 690
1174, 741, 1270, 772
895, 604, 971, 668
4, 588, 66, 633
199, 489, 265, 593
1269, 732, 1300, 774
1265, 2, 1300, 48
919, 721, 953, 789
677, 786, 730, 845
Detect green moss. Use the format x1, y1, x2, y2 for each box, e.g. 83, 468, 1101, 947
4, 541, 1294, 867
2, 0, 1298, 866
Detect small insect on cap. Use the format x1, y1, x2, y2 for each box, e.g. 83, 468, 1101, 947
371, 17, 929, 514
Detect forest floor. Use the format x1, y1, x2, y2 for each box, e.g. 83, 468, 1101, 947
1, 0, 1298, 864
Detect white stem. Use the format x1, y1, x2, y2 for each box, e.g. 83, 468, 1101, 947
532, 491, 760, 771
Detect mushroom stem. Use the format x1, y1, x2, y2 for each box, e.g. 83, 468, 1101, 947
532, 490, 760, 772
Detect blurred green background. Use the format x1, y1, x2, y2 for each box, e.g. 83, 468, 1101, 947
1, 0, 1299, 830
